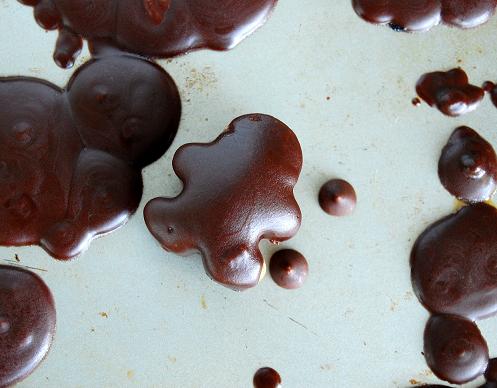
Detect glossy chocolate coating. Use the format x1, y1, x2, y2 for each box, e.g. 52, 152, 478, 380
411, 203, 497, 321
438, 127, 497, 203
269, 249, 308, 289
424, 314, 488, 384
0, 53, 181, 259
19, 0, 278, 68
144, 114, 302, 291
416, 69, 484, 117
352, 0, 497, 32
318, 179, 357, 217
253, 367, 281, 388
0, 265, 56, 387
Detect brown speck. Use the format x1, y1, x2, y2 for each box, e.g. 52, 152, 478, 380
412, 97, 421, 107
409, 379, 420, 385
14, 254, 20, 262
127, 370, 134, 379
200, 295, 207, 310
99, 312, 109, 319
326, 96, 331, 101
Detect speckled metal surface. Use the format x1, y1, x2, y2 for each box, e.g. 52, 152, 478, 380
2, 1, 497, 387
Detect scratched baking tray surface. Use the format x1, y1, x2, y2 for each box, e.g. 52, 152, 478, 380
2, 1, 497, 387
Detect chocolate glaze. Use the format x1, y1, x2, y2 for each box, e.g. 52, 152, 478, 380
483, 81, 497, 108
144, 114, 302, 291
416, 68, 484, 117
19, 0, 278, 68
411, 203, 497, 320
0, 53, 181, 259
318, 179, 357, 217
438, 127, 497, 203
352, 0, 497, 32
269, 249, 308, 289
253, 367, 281, 388
0, 265, 56, 387
424, 314, 488, 384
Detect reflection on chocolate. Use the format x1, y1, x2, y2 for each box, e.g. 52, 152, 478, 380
0, 53, 181, 259
0, 265, 56, 387
416, 69, 484, 116
253, 367, 281, 388
318, 179, 357, 217
269, 249, 308, 289
438, 127, 497, 203
483, 81, 497, 108
411, 203, 497, 321
144, 114, 302, 291
352, 0, 497, 32
424, 314, 488, 384
19, 0, 278, 68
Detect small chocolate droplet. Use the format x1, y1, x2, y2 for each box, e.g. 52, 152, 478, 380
319, 179, 356, 217
269, 249, 308, 290
253, 367, 281, 388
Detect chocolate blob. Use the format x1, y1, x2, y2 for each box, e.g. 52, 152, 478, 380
269, 249, 308, 289
424, 314, 488, 384
19, 0, 278, 68
144, 114, 302, 291
0, 53, 181, 259
253, 367, 281, 388
438, 127, 497, 203
411, 203, 497, 321
0, 265, 56, 387
416, 68, 484, 117
483, 81, 497, 108
318, 179, 357, 217
352, 0, 497, 32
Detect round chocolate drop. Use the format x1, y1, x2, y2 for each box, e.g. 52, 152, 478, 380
318, 179, 356, 217
269, 250, 308, 290
424, 314, 488, 384
0, 265, 56, 387
253, 367, 281, 388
